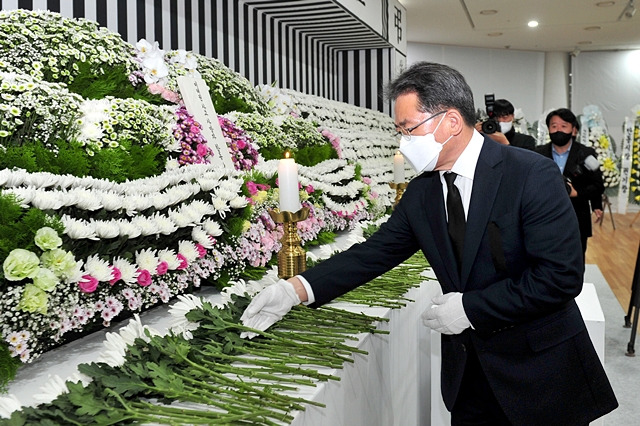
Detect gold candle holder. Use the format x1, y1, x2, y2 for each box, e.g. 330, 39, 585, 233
268, 207, 310, 279
389, 182, 408, 208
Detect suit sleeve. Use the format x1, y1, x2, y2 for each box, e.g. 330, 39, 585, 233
462, 155, 585, 330
573, 146, 604, 211
300, 180, 422, 307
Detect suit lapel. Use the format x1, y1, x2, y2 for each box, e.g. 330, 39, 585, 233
460, 140, 502, 287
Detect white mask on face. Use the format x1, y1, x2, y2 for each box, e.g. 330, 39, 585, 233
499, 121, 513, 133
399, 114, 452, 174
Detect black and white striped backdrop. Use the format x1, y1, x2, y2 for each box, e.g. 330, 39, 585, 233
0, 0, 404, 114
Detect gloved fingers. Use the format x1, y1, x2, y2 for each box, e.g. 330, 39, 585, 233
240, 331, 258, 339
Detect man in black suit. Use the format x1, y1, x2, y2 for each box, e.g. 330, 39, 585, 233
242, 62, 617, 425
535, 108, 604, 259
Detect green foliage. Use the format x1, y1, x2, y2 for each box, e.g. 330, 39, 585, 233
259, 143, 338, 166
304, 230, 336, 247
66, 63, 167, 105
0, 139, 166, 182
0, 342, 20, 394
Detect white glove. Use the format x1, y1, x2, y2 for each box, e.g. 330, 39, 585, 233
240, 279, 301, 339
421, 292, 471, 335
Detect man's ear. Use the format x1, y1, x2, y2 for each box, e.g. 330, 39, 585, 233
446, 109, 465, 136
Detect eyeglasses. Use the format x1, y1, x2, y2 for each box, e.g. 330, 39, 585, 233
397, 110, 447, 140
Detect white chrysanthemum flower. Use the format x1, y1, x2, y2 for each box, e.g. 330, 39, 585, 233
31, 190, 64, 210
158, 249, 181, 270
92, 219, 121, 239
33, 375, 69, 404
168, 294, 204, 339
4, 187, 35, 206
0, 394, 21, 419
229, 196, 248, 209
224, 279, 249, 297
211, 197, 230, 218
151, 213, 178, 235
197, 177, 219, 191
165, 158, 180, 170
29, 173, 56, 189
80, 122, 104, 141
112, 257, 138, 284
117, 219, 142, 238
130, 216, 158, 237
192, 227, 214, 249
118, 314, 158, 346
62, 217, 98, 240
84, 255, 113, 282
97, 331, 128, 367
68, 188, 103, 211
189, 200, 216, 217
202, 219, 223, 237
165, 208, 191, 228
100, 191, 124, 211
178, 240, 199, 263
136, 248, 159, 273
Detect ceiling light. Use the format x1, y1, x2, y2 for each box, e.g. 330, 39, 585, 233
596, 1, 616, 6
578, 41, 593, 45
528, 20, 539, 28
487, 32, 503, 37
479, 9, 498, 15
584, 26, 602, 30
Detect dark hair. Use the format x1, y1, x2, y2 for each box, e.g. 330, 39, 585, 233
545, 108, 580, 131
385, 62, 476, 127
493, 99, 514, 117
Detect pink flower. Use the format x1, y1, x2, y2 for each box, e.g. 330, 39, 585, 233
246, 181, 258, 195
362, 177, 372, 185
79, 275, 99, 293
156, 261, 169, 275
137, 269, 152, 287
147, 83, 164, 95
305, 184, 314, 193
177, 254, 189, 270
196, 143, 208, 156
195, 243, 207, 258
109, 266, 122, 285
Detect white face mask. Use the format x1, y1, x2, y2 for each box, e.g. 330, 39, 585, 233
499, 121, 513, 133
399, 114, 452, 174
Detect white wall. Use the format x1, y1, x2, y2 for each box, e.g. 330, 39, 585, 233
407, 43, 545, 125
571, 50, 640, 149
407, 43, 640, 152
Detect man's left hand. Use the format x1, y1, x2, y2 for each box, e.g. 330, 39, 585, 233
421, 292, 471, 335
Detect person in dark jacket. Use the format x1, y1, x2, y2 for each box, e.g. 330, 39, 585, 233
475, 99, 536, 150
535, 108, 604, 259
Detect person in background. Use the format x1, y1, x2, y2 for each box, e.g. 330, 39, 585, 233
535, 108, 604, 260
241, 62, 617, 425
475, 98, 536, 150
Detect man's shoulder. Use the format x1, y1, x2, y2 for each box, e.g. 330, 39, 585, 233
512, 132, 536, 149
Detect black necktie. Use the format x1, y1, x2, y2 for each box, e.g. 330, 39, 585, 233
444, 172, 466, 271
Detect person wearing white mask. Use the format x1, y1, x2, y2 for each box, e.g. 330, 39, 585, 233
474, 99, 536, 150
240, 62, 617, 425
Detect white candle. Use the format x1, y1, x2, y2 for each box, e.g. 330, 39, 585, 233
278, 153, 300, 212
393, 151, 405, 183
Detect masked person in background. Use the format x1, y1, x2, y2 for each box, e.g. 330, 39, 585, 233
535, 108, 605, 261
241, 62, 617, 425
475, 99, 536, 150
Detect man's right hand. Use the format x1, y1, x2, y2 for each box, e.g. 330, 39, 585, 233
240, 279, 302, 338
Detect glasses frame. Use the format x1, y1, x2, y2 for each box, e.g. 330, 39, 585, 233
398, 110, 447, 140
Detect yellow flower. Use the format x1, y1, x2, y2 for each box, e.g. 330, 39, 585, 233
598, 135, 610, 149
251, 190, 268, 204
241, 220, 252, 233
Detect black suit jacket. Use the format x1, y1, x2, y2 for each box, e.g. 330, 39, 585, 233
535, 141, 604, 241
301, 136, 617, 424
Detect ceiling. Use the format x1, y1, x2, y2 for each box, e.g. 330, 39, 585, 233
398, 0, 640, 53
